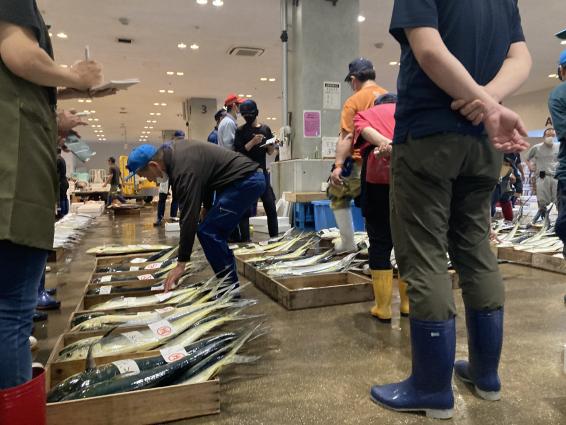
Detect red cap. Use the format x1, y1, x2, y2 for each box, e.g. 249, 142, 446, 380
224, 93, 245, 107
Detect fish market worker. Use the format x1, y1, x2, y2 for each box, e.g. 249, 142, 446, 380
126, 142, 265, 290
0, 0, 103, 412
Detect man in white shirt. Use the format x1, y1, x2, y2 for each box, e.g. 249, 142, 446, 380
527, 127, 559, 222
217, 94, 243, 151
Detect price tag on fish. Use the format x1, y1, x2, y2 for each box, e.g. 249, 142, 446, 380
159, 345, 188, 363
137, 274, 154, 281
99, 275, 112, 283
112, 359, 140, 376
144, 262, 163, 270
130, 258, 148, 264
122, 331, 146, 344
148, 319, 174, 340
99, 285, 112, 295
129, 266, 140, 272
155, 306, 175, 315
123, 297, 137, 307
151, 284, 165, 291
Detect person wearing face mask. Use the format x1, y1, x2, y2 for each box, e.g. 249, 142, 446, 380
234, 100, 279, 240
217, 94, 244, 151
550, 50, 566, 261
328, 58, 387, 253
526, 127, 559, 224
125, 142, 265, 291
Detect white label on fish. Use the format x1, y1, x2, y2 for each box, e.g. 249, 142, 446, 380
129, 266, 140, 272
156, 292, 173, 302
144, 262, 163, 270
160, 345, 188, 363
99, 285, 112, 295
99, 275, 112, 283
124, 297, 137, 307
112, 359, 141, 376
151, 284, 165, 291
137, 274, 154, 280
148, 319, 174, 340
155, 306, 175, 315
130, 258, 148, 264
122, 331, 146, 344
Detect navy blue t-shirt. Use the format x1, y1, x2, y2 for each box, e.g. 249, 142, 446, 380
389, 0, 525, 144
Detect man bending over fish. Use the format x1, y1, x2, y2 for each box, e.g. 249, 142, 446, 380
126, 142, 265, 290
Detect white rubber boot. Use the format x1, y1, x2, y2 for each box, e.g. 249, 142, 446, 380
333, 208, 357, 253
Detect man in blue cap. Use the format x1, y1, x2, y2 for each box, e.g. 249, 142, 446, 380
369, 0, 531, 419
550, 50, 566, 258
126, 141, 265, 290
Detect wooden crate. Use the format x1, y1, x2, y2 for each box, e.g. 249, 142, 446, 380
47, 248, 66, 263
95, 253, 154, 266
497, 247, 533, 266
254, 271, 373, 310
283, 192, 327, 203
531, 253, 566, 275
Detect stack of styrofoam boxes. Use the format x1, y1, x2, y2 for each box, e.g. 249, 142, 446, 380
249, 198, 291, 235
77, 201, 105, 217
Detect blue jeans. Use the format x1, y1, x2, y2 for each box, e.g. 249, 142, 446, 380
197, 172, 266, 284
0, 241, 47, 389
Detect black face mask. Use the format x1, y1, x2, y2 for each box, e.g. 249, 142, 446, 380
244, 115, 256, 125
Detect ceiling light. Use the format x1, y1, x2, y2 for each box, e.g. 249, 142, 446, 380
48, 32, 53, 37
176, 72, 184, 76
212, 0, 223, 6
153, 102, 159, 106
156, 113, 161, 116
146, 120, 152, 123
94, 118, 99, 121
167, 90, 174, 94
149, 113, 155, 116
97, 125, 102, 128
102, 138, 107, 141
159, 89, 165, 93
197, 0, 208, 4
238, 94, 245, 97
149, 126, 154, 129
260, 77, 268, 82
166, 71, 175, 75
90, 110, 96, 113
152, 120, 157, 123
56, 32, 68, 39
246, 94, 253, 98
190, 44, 199, 50
161, 103, 167, 106
266, 117, 271, 121
144, 126, 148, 129
177, 43, 187, 49
87, 118, 93, 122
357, 15, 366, 23
562, 41, 566, 45
78, 99, 84, 103
60, 64, 68, 68
85, 99, 92, 103
269, 78, 276, 82
389, 61, 398, 66
549, 73, 559, 78
272, 117, 277, 120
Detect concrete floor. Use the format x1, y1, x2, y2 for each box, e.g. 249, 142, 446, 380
37, 208, 566, 425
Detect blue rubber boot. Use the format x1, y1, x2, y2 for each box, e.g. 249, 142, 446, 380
454, 308, 503, 401
370, 318, 456, 420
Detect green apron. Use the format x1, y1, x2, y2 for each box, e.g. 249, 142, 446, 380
0, 51, 57, 251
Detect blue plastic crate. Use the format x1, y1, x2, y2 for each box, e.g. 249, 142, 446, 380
312, 200, 365, 231
293, 203, 315, 230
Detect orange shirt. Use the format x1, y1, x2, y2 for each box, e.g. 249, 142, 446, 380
340, 83, 387, 161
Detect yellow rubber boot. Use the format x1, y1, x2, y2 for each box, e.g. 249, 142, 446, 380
370, 269, 393, 322
398, 279, 410, 317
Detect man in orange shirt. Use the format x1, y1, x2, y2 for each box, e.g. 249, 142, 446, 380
328, 58, 387, 252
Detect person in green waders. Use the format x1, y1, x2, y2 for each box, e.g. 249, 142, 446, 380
0, 1, 108, 420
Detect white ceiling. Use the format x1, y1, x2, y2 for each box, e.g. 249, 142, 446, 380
38, 0, 566, 145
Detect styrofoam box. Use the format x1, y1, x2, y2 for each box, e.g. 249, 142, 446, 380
249, 216, 290, 227
254, 223, 292, 235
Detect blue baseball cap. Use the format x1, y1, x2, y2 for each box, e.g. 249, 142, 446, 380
126, 144, 158, 180
345, 57, 374, 82
559, 50, 566, 66
174, 130, 185, 138
557, 28, 566, 40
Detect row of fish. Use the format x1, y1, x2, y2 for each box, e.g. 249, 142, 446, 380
87, 244, 172, 256
54, 214, 96, 249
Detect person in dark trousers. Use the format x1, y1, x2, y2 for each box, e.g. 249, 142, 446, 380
353, 93, 409, 322
154, 178, 178, 227
126, 142, 265, 291
0, 0, 103, 405
234, 100, 279, 240
208, 109, 226, 145
491, 155, 518, 221
370, 0, 531, 419
103, 156, 126, 206
56, 148, 69, 218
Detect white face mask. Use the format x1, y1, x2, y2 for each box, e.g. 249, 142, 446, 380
544, 137, 555, 146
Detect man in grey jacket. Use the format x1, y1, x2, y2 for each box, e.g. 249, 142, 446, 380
217, 93, 243, 151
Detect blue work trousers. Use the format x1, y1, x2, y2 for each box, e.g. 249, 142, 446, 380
197, 172, 265, 284
0, 241, 47, 389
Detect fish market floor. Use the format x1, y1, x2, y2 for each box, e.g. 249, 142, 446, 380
37, 209, 566, 425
